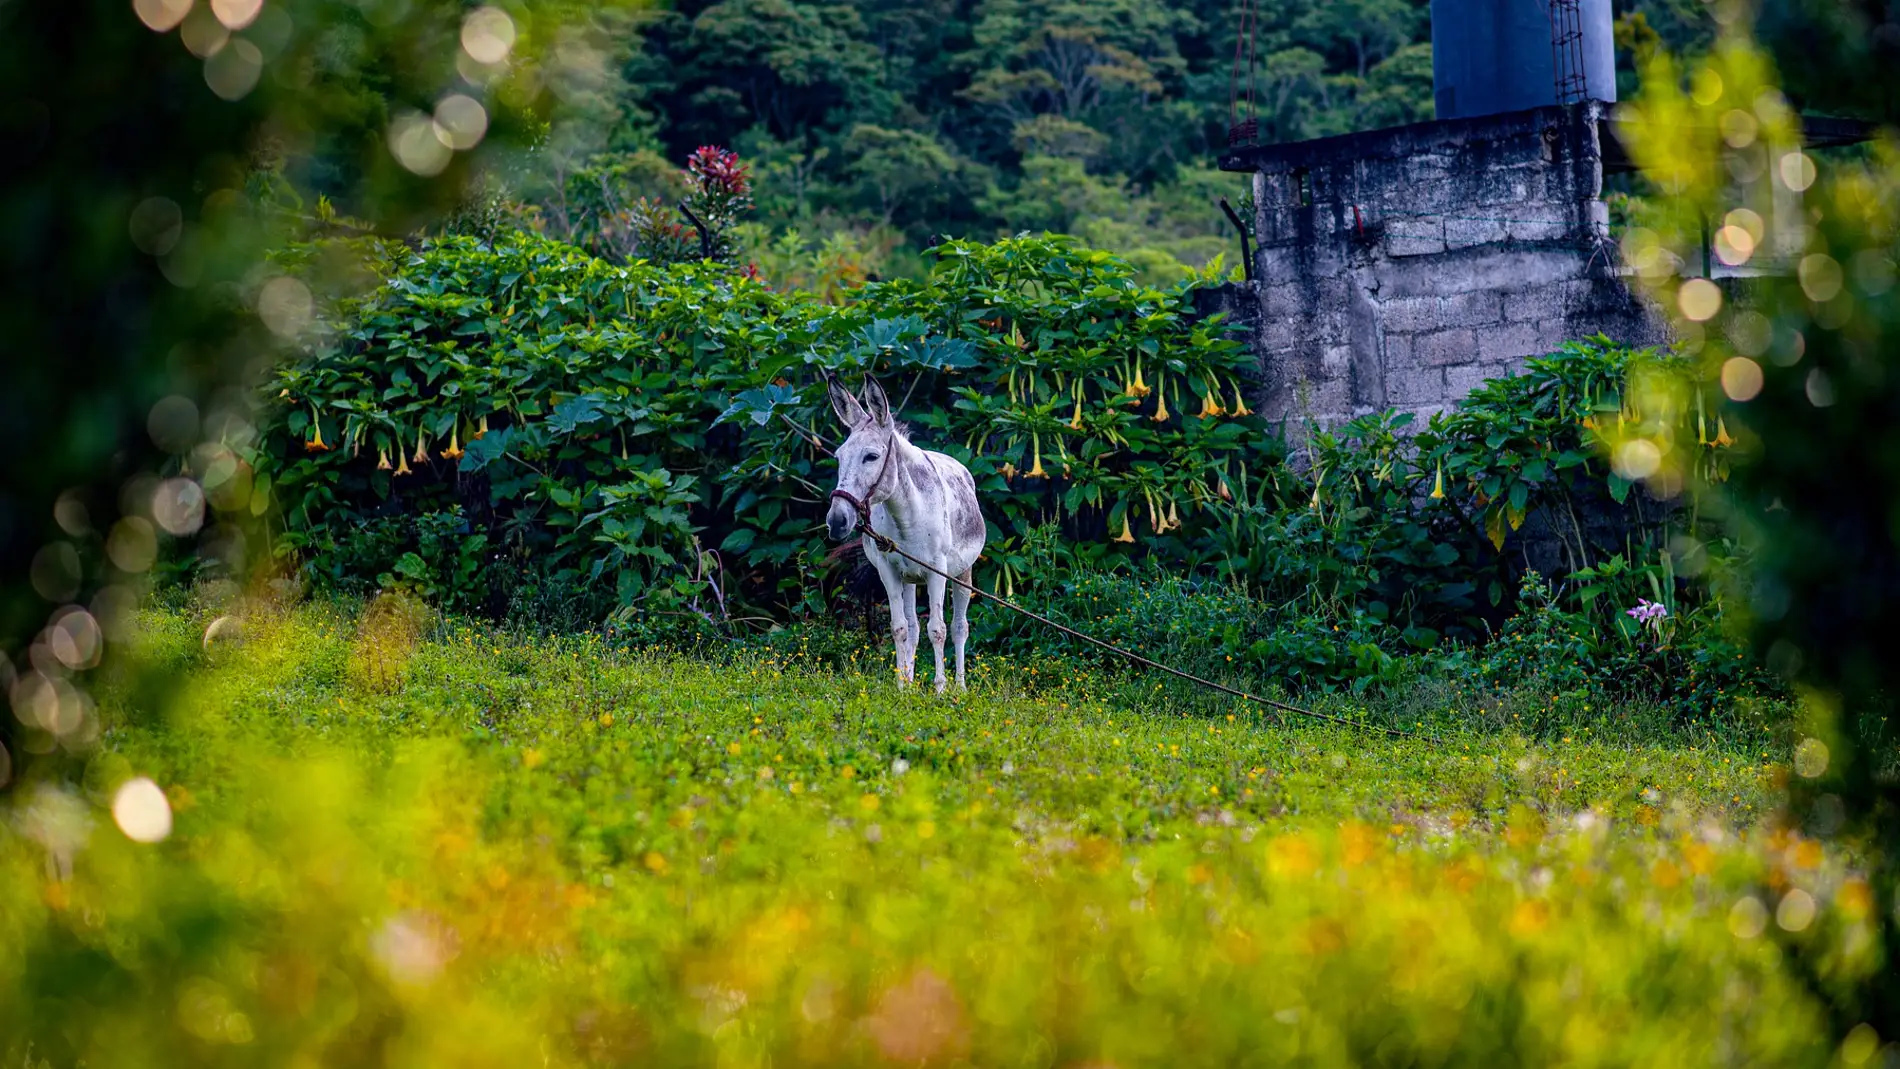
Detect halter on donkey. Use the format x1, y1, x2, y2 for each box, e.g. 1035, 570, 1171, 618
824, 375, 987, 692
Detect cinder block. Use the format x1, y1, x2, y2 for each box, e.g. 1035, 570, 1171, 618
1415, 328, 1478, 367
1383, 332, 1413, 365
1439, 292, 1504, 327
1379, 296, 1439, 333
1388, 366, 1447, 405
1385, 217, 1445, 257
1443, 362, 1494, 398
1476, 321, 1547, 362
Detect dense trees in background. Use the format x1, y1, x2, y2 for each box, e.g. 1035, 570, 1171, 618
485, 0, 1447, 283
417, 0, 1898, 286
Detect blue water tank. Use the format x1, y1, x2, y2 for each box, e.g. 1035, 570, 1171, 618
1431, 0, 1616, 120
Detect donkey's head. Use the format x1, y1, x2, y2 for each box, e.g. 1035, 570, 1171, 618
825, 375, 897, 541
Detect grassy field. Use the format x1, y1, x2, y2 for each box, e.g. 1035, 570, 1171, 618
2, 595, 1859, 1067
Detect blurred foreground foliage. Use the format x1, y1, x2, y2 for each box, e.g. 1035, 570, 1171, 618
0, 597, 1851, 1067
0, 0, 644, 786
1616, 13, 1900, 1043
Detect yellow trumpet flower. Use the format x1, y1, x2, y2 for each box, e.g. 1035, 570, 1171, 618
1230, 384, 1253, 417
1127, 358, 1151, 398
394, 440, 413, 476
1166, 499, 1181, 530
1198, 391, 1224, 418
1113, 515, 1135, 543
442, 423, 464, 460
474, 414, 490, 440
411, 426, 429, 464
1430, 462, 1446, 500
1000, 462, 1018, 479
1714, 416, 1735, 448
1068, 397, 1084, 430
304, 405, 330, 452
377, 448, 392, 471
1026, 434, 1046, 478
1152, 377, 1170, 422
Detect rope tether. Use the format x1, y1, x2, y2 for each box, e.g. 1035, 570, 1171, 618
834, 493, 1429, 742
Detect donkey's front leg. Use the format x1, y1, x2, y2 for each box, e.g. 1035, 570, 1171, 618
878, 570, 913, 687
924, 572, 949, 694
900, 584, 921, 684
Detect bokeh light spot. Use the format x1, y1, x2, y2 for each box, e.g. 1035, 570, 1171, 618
134, 0, 194, 32
107, 516, 159, 574
1799, 253, 1843, 303
461, 6, 516, 65
257, 275, 313, 335
1721, 357, 1763, 402
1779, 151, 1816, 192
153, 478, 207, 536
1613, 439, 1662, 480
1726, 311, 1771, 357
1713, 225, 1755, 266
205, 37, 263, 100
1690, 68, 1723, 106
434, 94, 488, 150
1677, 278, 1723, 322
1850, 250, 1897, 296
388, 112, 452, 176
1776, 888, 1816, 932
30, 542, 82, 602
48, 607, 103, 671
179, 6, 230, 56
1718, 108, 1758, 147
1805, 368, 1836, 408
209, 0, 262, 30
1728, 895, 1768, 939
114, 777, 174, 843
148, 394, 200, 452
1794, 737, 1829, 778
128, 196, 184, 256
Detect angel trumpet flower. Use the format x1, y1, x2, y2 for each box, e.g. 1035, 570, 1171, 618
377, 448, 393, 471
304, 405, 330, 452
1430, 462, 1446, 500
1152, 377, 1170, 422
1025, 433, 1047, 478
474, 414, 490, 440
1230, 384, 1253, 417
1113, 514, 1135, 543
442, 423, 464, 460
1127, 358, 1151, 398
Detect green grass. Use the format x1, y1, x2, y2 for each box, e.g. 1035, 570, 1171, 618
2, 595, 1860, 1067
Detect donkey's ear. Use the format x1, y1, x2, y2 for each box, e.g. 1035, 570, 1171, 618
827, 375, 867, 428
861, 376, 892, 427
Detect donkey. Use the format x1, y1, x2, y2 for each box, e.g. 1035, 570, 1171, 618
825, 376, 986, 692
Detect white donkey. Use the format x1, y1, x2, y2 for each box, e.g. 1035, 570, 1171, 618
825, 376, 986, 692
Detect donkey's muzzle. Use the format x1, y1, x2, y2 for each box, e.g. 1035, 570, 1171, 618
825, 500, 854, 542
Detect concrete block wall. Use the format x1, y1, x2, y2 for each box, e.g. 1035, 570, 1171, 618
1213, 101, 1668, 429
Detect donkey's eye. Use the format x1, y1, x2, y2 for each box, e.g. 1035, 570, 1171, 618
862, 453, 879, 464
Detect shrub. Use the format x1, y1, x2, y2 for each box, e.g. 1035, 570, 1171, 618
255, 231, 1269, 629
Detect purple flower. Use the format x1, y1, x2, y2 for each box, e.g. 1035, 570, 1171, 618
1626, 599, 1669, 626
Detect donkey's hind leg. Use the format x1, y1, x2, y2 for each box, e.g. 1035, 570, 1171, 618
951, 569, 972, 691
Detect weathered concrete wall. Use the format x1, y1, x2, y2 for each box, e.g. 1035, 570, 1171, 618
1214, 100, 1668, 428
